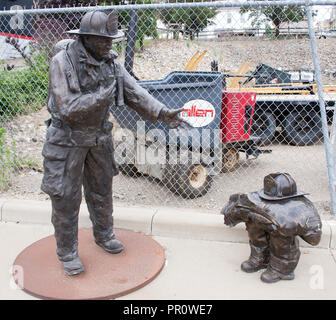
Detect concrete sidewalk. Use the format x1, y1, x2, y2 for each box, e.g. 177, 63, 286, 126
0, 198, 336, 300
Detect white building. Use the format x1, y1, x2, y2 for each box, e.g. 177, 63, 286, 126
199, 7, 268, 39
199, 3, 336, 39
314, 5, 336, 31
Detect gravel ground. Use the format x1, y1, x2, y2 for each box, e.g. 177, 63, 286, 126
132, 38, 336, 84
1, 38, 336, 219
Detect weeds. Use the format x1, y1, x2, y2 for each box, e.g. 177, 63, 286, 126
0, 128, 39, 191
0, 47, 49, 121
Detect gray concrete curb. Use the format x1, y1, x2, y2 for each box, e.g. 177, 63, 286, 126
0, 198, 335, 249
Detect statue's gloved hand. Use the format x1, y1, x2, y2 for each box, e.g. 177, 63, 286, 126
158, 107, 193, 129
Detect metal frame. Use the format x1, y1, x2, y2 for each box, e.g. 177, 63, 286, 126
0, 1, 336, 15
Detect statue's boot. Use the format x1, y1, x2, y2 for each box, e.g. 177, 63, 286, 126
62, 257, 84, 276
84, 187, 124, 255
261, 236, 300, 283
241, 242, 270, 273
261, 267, 294, 283
95, 236, 124, 254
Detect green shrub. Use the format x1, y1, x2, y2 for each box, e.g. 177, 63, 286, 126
0, 50, 49, 121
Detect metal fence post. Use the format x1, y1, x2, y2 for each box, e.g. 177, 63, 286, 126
124, 10, 138, 77
306, 0, 336, 214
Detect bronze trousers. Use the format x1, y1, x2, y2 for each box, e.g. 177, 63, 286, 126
246, 222, 301, 274
41, 140, 116, 262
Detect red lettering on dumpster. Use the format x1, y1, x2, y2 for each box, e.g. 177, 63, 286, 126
182, 105, 214, 118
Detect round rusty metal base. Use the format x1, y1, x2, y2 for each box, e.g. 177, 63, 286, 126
13, 228, 165, 300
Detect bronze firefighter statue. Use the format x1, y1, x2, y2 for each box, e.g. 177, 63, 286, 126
41, 10, 187, 276
221, 172, 322, 283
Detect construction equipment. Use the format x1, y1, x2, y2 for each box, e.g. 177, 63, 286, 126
112, 71, 270, 199
226, 63, 336, 145
184, 50, 207, 71
112, 23, 270, 199
228, 61, 252, 89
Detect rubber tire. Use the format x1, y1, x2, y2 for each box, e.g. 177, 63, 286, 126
165, 163, 213, 199
251, 111, 276, 145
282, 111, 323, 146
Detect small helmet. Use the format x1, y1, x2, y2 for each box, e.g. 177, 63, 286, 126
258, 172, 308, 200
67, 10, 124, 39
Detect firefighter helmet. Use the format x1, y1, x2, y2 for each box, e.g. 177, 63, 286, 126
67, 10, 124, 39
258, 172, 308, 200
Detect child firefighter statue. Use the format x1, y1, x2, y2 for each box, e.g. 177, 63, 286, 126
221, 173, 322, 283
41, 10, 187, 276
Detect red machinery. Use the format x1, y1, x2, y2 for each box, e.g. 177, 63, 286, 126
222, 91, 257, 143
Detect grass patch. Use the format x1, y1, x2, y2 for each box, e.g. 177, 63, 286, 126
135, 38, 152, 51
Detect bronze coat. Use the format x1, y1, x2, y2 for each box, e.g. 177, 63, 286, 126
221, 192, 322, 274
221, 192, 322, 245
45, 38, 165, 148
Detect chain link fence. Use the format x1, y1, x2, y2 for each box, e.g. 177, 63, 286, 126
0, 1, 335, 212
